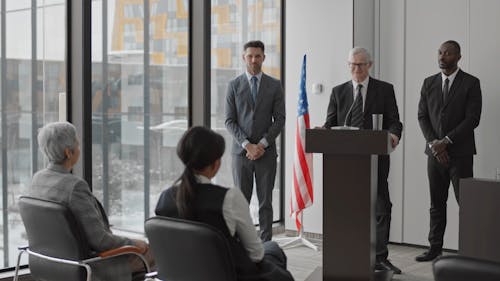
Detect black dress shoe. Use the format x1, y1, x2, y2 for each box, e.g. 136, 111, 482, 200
374, 262, 389, 271
375, 259, 402, 274
381, 260, 401, 274
415, 250, 442, 262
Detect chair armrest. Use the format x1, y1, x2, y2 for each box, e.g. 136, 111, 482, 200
145, 271, 158, 278
98, 245, 144, 258
86, 245, 151, 273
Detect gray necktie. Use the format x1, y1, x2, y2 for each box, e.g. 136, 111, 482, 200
443, 78, 449, 103
251, 76, 258, 103
350, 84, 364, 128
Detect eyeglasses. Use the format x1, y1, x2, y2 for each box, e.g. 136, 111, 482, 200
348, 62, 369, 68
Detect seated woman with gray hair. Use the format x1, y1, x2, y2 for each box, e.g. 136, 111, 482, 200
27, 122, 155, 281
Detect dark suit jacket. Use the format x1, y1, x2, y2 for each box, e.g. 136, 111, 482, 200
225, 73, 286, 156
323, 77, 403, 138
323, 77, 403, 190
418, 69, 482, 157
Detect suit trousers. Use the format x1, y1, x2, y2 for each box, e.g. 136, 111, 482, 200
376, 155, 392, 261
427, 155, 473, 251
232, 150, 277, 242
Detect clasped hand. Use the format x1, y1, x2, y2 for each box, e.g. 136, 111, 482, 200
429, 139, 449, 166
245, 143, 265, 161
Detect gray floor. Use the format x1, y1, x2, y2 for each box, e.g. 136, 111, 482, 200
280, 237, 438, 281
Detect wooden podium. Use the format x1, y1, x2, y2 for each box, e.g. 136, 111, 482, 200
459, 178, 500, 263
305, 128, 393, 281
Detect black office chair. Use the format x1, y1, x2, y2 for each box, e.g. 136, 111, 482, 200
145, 216, 237, 281
14, 196, 151, 281
433, 255, 500, 281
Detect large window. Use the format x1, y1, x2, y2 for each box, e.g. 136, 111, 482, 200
210, 0, 282, 223
91, 0, 189, 232
0, 0, 67, 267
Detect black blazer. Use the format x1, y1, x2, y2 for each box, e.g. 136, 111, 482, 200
417, 69, 482, 157
323, 77, 403, 139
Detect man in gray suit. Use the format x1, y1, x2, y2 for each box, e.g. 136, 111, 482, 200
225, 40, 285, 241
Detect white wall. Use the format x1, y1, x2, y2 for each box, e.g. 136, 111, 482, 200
284, 0, 353, 234
284, 0, 500, 251
469, 0, 500, 180
400, 0, 469, 250
378, 0, 406, 244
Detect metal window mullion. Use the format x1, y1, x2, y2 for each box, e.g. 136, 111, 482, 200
278, 0, 285, 223
143, 0, 151, 220
82, 0, 94, 190
1, 0, 8, 268
31, 0, 38, 179
66, 0, 72, 124
102, 0, 110, 213
189, 0, 210, 127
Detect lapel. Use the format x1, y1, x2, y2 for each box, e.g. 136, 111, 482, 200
364, 77, 377, 116
430, 74, 444, 108
344, 82, 354, 105
254, 74, 266, 109
442, 69, 463, 109
341, 82, 354, 115
239, 74, 255, 108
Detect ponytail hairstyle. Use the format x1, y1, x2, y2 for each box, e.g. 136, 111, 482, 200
175, 126, 225, 218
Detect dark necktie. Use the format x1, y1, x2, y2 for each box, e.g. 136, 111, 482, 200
350, 84, 364, 128
251, 76, 258, 103
442, 78, 449, 103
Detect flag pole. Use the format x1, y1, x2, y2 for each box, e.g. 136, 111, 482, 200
275, 54, 317, 251
275, 211, 318, 251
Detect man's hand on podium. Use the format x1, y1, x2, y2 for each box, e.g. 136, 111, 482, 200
390, 133, 400, 148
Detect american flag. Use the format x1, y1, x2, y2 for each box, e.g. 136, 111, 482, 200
291, 55, 314, 231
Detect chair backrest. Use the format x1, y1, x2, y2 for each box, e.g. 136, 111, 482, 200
19, 196, 91, 281
433, 255, 500, 281
145, 216, 237, 281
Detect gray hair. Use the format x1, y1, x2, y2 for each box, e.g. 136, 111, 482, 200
348, 47, 372, 63
38, 122, 78, 164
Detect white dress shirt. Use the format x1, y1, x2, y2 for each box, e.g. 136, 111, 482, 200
351, 77, 370, 111
195, 174, 264, 262
441, 67, 459, 93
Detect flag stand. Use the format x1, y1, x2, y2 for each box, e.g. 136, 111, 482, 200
275, 212, 318, 251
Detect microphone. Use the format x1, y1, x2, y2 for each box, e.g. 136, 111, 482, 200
330, 95, 360, 130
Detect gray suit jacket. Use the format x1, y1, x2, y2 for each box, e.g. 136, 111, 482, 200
225, 73, 285, 155
29, 164, 133, 281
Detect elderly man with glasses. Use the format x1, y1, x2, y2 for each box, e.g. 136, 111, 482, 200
323, 47, 403, 274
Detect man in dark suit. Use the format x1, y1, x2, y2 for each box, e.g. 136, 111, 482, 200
225, 40, 286, 241
416, 40, 482, 262
323, 47, 403, 274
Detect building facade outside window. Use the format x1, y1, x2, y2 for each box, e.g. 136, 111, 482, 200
0, 0, 67, 267
91, 0, 189, 232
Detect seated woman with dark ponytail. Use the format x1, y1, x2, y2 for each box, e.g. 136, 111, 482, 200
155, 126, 294, 281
